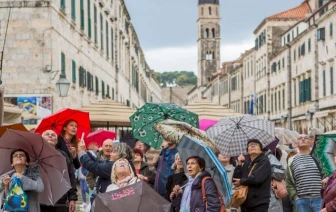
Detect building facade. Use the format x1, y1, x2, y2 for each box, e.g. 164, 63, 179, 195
0, 0, 162, 123
190, 0, 336, 133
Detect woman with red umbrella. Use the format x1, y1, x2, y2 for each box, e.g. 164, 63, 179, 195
56, 120, 81, 169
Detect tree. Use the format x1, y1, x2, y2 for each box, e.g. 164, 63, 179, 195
155, 71, 197, 87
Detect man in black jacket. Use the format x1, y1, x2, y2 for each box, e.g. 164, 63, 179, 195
41, 130, 78, 212
233, 139, 272, 212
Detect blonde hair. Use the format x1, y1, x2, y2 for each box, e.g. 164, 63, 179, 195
111, 158, 135, 184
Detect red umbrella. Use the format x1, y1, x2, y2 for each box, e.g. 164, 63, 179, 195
85, 129, 117, 148
35, 108, 91, 138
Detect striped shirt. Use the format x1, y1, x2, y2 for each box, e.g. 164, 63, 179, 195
292, 154, 322, 197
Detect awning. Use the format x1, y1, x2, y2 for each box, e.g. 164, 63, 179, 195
292, 115, 306, 122
78, 99, 136, 127
314, 110, 330, 118
184, 98, 240, 120
3, 102, 22, 124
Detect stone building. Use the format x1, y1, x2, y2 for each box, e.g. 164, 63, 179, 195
190, 0, 336, 133
0, 0, 162, 126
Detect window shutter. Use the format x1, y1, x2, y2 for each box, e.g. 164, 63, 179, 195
107, 84, 110, 97
112, 88, 115, 100
271, 94, 273, 112
111, 28, 114, 61
87, 72, 90, 90
72, 60, 76, 83
299, 81, 303, 103
80, 0, 84, 30
61, 52, 66, 75
331, 67, 334, 95
88, 0, 91, 38
330, 23, 333, 36
60, 0, 65, 10
106, 21, 109, 58
71, 0, 76, 20
94, 5, 98, 44
282, 89, 285, 109
95, 76, 99, 95
101, 80, 105, 98
100, 13, 103, 51
307, 78, 311, 101
323, 71, 326, 96
83, 69, 87, 87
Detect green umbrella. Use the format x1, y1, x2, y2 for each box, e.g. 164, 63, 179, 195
130, 103, 199, 149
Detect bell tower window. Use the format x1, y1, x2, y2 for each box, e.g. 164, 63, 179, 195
212, 28, 215, 38
201, 7, 204, 15
205, 28, 209, 38
206, 51, 213, 60
209, 7, 211, 15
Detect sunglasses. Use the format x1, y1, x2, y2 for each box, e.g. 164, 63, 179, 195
115, 162, 129, 167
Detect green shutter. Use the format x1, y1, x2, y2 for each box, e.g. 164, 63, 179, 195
72, 60, 76, 83
112, 87, 115, 100
323, 71, 326, 96
111, 28, 114, 61
331, 67, 334, 95
307, 78, 311, 101
95, 76, 99, 95
60, 0, 65, 10
299, 81, 302, 103
87, 0, 91, 38
71, 0, 76, 20
78, 67, 82, 87
61, 52, 66, 75
80, 0, 84, 30
94, 5, 97, 44
100, 13, 103, 50
107, 84, 110, 97
106, 21, 109, 58
282, 89, 285, 109
101, 80, 105, 98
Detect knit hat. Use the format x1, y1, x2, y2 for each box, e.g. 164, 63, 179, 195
133, 148, 144, 159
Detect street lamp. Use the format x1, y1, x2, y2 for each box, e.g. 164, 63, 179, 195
55, 74, 70, 97
280, 115, 286, 124
305, 111, 312, 121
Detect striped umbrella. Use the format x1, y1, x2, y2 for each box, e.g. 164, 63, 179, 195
177, 135, 232, 207
275, 127, 299, 145
206, 115, 275, 157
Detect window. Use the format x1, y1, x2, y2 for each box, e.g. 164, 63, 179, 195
317, 28, 325, 41
292, 30, 294, 39
87, 0, 91, 38
95, 76, 99, 95
296, 27, 299, 36
100, 13, 103, 50
106, 21, 109, 58
60, 0, 65, 10
71, 0, 76, 20
298, 46, 301, 57
111, 28, 114, 61
277, 61, 280, 71
211, 28, 215, 38
94, 5, 98, 44
278, 90, 281, 111
112, 87, 115, 100
299, 78, 311, 103
282, 58, 285, 68
80, 0, 84, 30
205, 28, 209, 38
101, 80, 105, 98
294, 81, 297, 105
209, 7, 211, 15
201, 7, 204, 15
87, 72, 92, 91
282, 89, 285, 109
331, 67, 334, 95
287, 34, 290, 42
323, 70, 326, 96
275, 92, 277, 112
301, 43, 305, 56
231, 76, 237, 91
255, 38, 258, 50
294, 50, 296, 61
308, 39, 311, 52
61, 52, 66, 75
107, 85, 110, 98
79, 66, 86, 88
72, 60, 76, 83
330, 23, 333, 37
271, 93, 273, 113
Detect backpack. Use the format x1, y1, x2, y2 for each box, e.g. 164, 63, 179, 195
201, 176, 226, 212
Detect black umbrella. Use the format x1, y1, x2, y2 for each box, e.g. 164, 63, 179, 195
120, 131, 150, 150
94, 181, 171, 212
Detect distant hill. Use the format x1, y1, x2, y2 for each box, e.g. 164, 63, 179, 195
155, 71, 197, 87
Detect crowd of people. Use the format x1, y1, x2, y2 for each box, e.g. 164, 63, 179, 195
0, 118, 336, 212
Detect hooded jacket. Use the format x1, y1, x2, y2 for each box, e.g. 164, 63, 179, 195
0, 165, 44, 212
233, 153, 272, 210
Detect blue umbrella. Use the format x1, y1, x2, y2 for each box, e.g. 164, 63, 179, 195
177, 135, 232, 207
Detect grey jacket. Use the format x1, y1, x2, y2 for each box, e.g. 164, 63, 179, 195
267, 151, 286, 212
0, 165, 44, 212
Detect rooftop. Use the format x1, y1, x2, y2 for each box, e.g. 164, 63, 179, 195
268, 2, 311, 19
198, 0, 219, 5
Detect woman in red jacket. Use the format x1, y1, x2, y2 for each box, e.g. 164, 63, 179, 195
321, 149, 336, 212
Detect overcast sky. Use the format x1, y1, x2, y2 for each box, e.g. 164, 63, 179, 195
125, 0, 303, 74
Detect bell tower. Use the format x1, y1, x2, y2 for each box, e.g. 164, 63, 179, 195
197, 0, 221, 86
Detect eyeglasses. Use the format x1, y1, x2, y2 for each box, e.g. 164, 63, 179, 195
248, 143, 258, 147
297, 136, 312, 141
12, 154, 26, 158
115, 162, 129, 167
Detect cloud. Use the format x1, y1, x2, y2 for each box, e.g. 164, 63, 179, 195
144, 39, 254, 75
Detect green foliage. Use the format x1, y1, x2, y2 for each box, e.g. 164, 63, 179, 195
155, 71, 197, 87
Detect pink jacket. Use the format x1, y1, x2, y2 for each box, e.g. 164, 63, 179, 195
322, 171, 336, 212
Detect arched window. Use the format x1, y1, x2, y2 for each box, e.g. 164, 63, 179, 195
201, 7, 204, 15
205, 28, 209, 38
212, 28, 215, 38
212, 51, 215, 59
209, 7, 211, 15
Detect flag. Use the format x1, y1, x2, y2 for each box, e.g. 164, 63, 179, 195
249, 93, 256, 115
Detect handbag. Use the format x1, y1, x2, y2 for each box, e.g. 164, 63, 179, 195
230, 163, 257, 208
3, 176, 28, 211
201, 176, 226, 212
271, 179, 288, 199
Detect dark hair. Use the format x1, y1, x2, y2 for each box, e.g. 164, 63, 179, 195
60, 119, 79, 151
186, 156, 206, 171
10, 149, 30, 164
246, 139, 263, 152
229, 157, 237, 167
133, 148, 144, 159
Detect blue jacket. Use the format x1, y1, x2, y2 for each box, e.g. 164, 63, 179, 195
154, 147, 178, 196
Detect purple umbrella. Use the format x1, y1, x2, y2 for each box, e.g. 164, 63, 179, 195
0, 130, 71, 205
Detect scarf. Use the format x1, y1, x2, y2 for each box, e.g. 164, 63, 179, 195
180, 173, 200, 212
165, 148, 175, 177
116, 176, 132, 188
